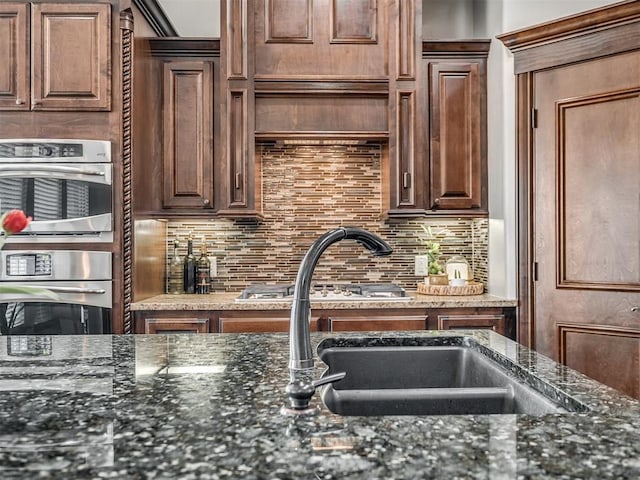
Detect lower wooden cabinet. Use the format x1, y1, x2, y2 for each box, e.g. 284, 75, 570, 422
328, 314, 427, 332
144, 317, 209, 334
428, 307, 515, 339
135, 307, 516, 337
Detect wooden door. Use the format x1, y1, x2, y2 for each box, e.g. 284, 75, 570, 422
0, 3, 29, 110
31, 3, 111, 111
532, 50, 640, 399
162, 61, 214, 210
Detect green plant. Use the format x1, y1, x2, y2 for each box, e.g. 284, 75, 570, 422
421, 225, 445, 275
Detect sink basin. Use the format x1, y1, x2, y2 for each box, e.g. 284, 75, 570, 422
318, 339, 578, 416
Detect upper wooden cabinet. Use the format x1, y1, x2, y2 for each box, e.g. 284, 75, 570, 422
386, 41, 489, 217
0, 2, 111, 111
162, 61, 215, 210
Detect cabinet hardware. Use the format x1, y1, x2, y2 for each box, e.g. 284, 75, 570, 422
15, 98, 25, 105
402, 172, 411, 189
632, 306, 639, 312
203, 198, 210, 205
235, 172, 242, 190
434, 198, 440, 205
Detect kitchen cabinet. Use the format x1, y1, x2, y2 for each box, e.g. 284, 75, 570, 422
133, 38, 220, 216
162, 60, 215, 210
145, 317, 210, 334
425, 43, 488, 212
0, 2, 111, 111
327, 313, 427, 332
219, 312, 320, 333
427, 307, 514, 339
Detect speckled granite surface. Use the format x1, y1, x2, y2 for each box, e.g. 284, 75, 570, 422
130, 292, 517, 311
0, 330, 638, 479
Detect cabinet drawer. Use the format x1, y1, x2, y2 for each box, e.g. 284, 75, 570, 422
437, 314, 506, 336
219, 317, 319, 333
145, 317, 209, 334
329, 315, 427, 332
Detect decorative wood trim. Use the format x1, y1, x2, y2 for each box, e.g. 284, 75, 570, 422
397, 1, 416, 80
497, 0, 640, 51
397, 90, 416, 206
330, 0, 377, 44
254, 79, 388, 94
132, 0, 178, 37
557, 323, 640, 365
121, 9, 134, 334
497, 1, 640, 73
264, 0, 313, 43
556, 87, 640, 292
0, 3, 29, 110
226, 0, 248, 79
228, 89, 248, 207
148, 38, 221, 57
515, 72, 534, 348
422, 40, 491, 57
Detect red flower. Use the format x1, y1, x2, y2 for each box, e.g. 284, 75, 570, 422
1, 210, 32, 235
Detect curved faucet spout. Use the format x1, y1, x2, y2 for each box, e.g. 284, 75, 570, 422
284, 227, 392, 413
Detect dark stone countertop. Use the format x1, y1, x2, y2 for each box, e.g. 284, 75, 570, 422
0, 331, 638, 479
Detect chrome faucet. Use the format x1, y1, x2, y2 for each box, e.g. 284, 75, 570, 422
283, 227, 393, 414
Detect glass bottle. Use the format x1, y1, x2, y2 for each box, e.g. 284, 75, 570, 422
183, 234, 197, 294
196, 238, 211, 294
169, 238, 183, 294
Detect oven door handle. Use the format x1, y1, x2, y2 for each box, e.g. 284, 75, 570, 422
45, 286, 107, 295
0, 165, 105, 176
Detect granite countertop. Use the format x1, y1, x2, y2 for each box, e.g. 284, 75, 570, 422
130, 291, 517, 311
0, 331, 638, 478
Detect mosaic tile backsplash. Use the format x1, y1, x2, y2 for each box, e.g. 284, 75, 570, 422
166, 145, 488, 293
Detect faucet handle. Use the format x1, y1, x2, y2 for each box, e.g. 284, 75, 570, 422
283, 372, 346, 414
312, 372, 346, 389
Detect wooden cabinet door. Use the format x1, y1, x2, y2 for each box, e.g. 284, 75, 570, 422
329, 315, 427, 332
532, 50, 640, 399
0, 3, 29, 110
145, 317, 210, 334
436, 314, 506, 337
162, 61, 214, 210
427, 60, 485, 211
219, 316, 319, 333
31, 3, 111, 111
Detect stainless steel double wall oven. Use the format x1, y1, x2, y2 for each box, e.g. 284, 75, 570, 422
0, 140, 113, 335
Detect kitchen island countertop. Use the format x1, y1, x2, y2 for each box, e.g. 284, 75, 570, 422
0, 330, 638, 479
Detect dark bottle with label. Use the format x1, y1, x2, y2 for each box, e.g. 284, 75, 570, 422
196, 238, 211, 294
183, 234, 197, 294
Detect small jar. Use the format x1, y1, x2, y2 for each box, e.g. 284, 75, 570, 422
446, 255, 471, 282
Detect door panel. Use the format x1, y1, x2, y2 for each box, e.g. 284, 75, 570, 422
533, 50, 640, 398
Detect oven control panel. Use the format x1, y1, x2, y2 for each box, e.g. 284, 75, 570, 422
4, 253, 52, 277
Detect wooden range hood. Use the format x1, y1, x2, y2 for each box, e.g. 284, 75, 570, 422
218, 1, 424, 217
220, 0, 422, 142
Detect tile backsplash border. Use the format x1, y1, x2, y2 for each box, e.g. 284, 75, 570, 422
166, 145, 488, 293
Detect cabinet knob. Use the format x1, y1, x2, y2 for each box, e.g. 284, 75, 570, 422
15, 98, 25, 105
632, 306, 639, 312
203, 198, 210, 205
434, 198, 440, 205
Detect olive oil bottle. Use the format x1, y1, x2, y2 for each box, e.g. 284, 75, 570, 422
183, 234, 197, 294
169, 238, 183, 294
196, 238, 211, 294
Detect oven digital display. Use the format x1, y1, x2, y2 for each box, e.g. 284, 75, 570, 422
5, 254, 52, 277
1, 143, 83, 158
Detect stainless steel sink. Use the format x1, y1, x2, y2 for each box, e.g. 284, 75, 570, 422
318, 340, 579, 416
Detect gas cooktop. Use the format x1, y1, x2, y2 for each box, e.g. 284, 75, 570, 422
236, 283, 411, 302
